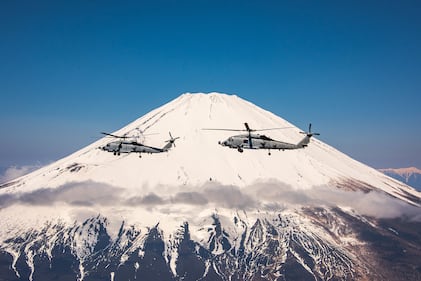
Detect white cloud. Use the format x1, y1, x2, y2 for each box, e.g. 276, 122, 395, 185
0, 179, 419, 221
0, 164, 42, 183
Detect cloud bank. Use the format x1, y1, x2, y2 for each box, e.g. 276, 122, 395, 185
0, 180, 419, 220
0, 164, 43, 184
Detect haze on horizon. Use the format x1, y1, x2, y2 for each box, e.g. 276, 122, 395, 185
1, 1, 420, 175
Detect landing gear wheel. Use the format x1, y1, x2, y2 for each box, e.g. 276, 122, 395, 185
237, 147, 244, 153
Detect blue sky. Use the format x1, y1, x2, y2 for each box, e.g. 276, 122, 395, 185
1, 0, 420, 171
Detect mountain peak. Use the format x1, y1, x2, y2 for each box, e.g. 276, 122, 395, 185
175, 92, 239, 104
181, 91, 237, 97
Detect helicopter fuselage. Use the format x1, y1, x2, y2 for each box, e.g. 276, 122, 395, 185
100, 131, 178, 157
101, 141, 166, 155
218, 134, 311, 153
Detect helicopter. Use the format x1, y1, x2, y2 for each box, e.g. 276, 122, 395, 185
100, 131, 179, 157
203, 123, 319, 155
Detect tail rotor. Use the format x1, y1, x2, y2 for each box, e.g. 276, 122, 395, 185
164, 132, 180, 150
300, 123, 320, 137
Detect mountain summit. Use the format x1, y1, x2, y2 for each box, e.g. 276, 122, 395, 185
1, 92, 420, 281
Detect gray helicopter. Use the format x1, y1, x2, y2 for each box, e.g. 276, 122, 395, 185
100, 131, 179, 157
204, 123, 319, 155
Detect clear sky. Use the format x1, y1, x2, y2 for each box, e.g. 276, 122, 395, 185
1, 0, 420, 172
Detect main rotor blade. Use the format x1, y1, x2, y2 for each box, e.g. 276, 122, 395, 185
203, 126, 293, 132
101, 132, 126, 138
142, 133, 159, 136
202, 128, 247, 132
244, 123, 292, 132
252, 127, 294, 132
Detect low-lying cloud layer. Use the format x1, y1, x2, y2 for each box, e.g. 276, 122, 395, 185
0, 164, 43, 184
0, 180, 420, 220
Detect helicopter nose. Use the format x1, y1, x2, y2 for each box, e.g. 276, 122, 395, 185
219, 140, 228, 146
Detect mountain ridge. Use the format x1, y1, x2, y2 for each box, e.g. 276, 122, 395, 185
379, 167, 421, 191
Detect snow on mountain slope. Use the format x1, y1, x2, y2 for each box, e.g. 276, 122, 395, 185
1, 93, 419, 205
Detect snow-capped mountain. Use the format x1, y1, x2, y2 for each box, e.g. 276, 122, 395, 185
0, 93, 420, 281
379, 167, 421, 191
